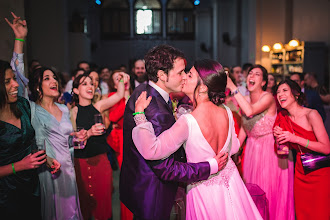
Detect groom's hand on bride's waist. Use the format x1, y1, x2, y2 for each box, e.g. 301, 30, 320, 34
214, 152, 228, 172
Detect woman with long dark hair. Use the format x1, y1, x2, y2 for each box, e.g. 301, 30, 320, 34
273, 79, 330, 220
71, 71, 129, 220
8, 12, 83, 219
226, 65, 294, 220
0, 12, 46, 219
132, 59, 262, 219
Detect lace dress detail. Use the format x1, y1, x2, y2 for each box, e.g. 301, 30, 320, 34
242, 111, 276, 138
190, 159, 236, 189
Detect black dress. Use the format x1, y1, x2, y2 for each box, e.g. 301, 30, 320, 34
0, 97, 41, 219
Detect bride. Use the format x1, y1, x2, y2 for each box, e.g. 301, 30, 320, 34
132, 59, 262, 219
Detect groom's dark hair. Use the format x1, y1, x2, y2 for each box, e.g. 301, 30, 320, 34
144, 45, 185, 82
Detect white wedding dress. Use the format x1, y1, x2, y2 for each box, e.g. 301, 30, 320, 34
133, 105, 262, 220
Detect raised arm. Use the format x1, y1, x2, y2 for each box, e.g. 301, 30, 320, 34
6, 12, 29, 97
227, 75, 275, 117
94, 72, 129, 113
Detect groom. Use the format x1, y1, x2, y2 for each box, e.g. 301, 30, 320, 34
120, 45, 228, 220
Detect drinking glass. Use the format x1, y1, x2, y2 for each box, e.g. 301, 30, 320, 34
277, 142, 289, 157
73, 127, 86, 149
31, 140, 46, 163
94, 113, 106, 134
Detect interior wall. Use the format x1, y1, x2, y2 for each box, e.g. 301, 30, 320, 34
92, 39, 196, 70
255, 0, 288, 71
0, 0, 25, 62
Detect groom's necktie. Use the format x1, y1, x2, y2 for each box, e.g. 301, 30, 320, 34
167, 98, 173, 111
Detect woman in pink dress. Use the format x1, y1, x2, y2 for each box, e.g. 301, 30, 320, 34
226, 65, 295, 220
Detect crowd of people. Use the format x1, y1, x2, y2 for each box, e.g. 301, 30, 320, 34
1, 12, 330, 220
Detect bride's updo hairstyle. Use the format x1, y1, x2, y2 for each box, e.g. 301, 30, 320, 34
194, 59, 227, 106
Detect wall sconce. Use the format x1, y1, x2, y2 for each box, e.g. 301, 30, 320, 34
261, 45, 271, 52
288, 39, 300, 47
273, 43, 283, 50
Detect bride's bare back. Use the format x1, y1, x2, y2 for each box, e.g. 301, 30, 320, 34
191, 101, 229, 154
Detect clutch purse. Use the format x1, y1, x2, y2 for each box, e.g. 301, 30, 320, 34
287, 120, 330, 174
300, 152, 330, 174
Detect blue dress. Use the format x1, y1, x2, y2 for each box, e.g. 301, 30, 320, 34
0, 97, 41, 219
30, 101, 83, 220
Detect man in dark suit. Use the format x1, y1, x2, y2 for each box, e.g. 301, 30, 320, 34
130, 59, 148, 90
290, 72, 326, 121
120, 45, 227, 220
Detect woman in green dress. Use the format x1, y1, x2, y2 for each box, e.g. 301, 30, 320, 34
0, 56, 46, 219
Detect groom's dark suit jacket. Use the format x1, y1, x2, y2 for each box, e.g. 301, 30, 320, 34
120, 83, 211, 220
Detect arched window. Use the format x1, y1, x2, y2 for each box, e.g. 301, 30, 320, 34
101, 0, 130, 39
134, 0, 161, 35
167, 0, 195, 39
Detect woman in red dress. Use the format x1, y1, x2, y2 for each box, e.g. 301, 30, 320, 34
273, 79, 330, 220
107, 70, 133, 220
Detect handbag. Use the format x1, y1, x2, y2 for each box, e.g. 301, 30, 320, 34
300, 152, 330, 174
289, 120, 330, 174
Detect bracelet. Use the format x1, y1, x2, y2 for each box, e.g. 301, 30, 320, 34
231, 89, 239, 96
305, 139, 309, 148
134, 114, 147, 125
119, 79, 124, 82
133, 112, 144, 116
12, 163, 16, 175
15, 38, 25, 42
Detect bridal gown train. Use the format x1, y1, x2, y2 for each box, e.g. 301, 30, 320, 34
133, 105, 262, 220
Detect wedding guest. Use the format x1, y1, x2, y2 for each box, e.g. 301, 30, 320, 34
0, 12, 46, 219
274, 79, 330, 220
71, 72, 129, 220
290, 72, 326, 121
304, 72, 330, 104
267, 74, 280, 111
64, 68, 85, 93
77, 61, 90, 72
7, 13, 83, 219
0, 58, 45, 220
130, 59, 148, 90
107, 69, 133, 220
99, 67, 111, 95
227, 65, 295, 220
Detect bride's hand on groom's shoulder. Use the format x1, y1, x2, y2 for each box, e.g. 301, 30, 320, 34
135, 91, 152, 113
214, 151, 228, 171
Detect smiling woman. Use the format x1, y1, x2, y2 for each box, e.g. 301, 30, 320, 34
226, 64, 295, 220
0, 60, 43, 219
274, 79, 330, 219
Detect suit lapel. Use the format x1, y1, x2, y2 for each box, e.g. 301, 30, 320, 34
146, 84, 172, 113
